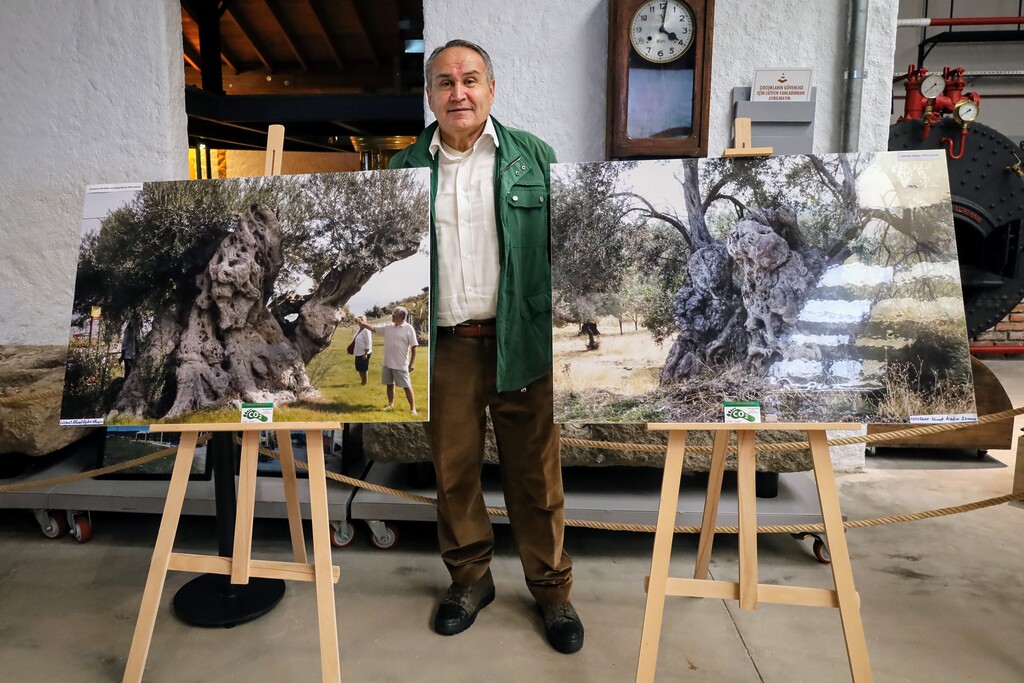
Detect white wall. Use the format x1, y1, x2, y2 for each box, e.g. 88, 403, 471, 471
0, 0, 188, 346
423, 0, 899, 161
894, 0, 1024, 142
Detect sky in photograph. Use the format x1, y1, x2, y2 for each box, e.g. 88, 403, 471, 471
616, 159, 691, 220
856, 151, 952, 210
342, 246, 429, 316
80, 185, 141, 238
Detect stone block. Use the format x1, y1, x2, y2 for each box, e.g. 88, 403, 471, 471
0, 345, 93, 456
360, 418, 838, 472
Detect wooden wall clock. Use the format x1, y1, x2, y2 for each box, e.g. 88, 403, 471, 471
607, 0, 715, 158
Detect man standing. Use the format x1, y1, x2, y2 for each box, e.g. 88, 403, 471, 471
390, 39, 583, 654
352, 315, 373, 385
357, 307, 417, 415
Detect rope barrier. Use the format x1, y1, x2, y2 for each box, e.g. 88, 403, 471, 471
2, 412, 1021, 536
274, 444, 1024, 535
0, 436, 210, 493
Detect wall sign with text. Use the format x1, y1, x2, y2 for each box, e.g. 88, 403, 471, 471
751, 68, 813, 102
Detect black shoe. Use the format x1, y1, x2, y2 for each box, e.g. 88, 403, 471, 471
433, 573, 495, 636
539, 602, 584, 654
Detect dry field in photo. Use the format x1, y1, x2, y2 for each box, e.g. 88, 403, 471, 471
553, 319, 668, 398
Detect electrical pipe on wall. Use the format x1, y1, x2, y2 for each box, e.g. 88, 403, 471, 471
841, 0, 869, 152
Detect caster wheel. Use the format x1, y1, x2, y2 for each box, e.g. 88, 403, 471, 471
369, 523, 398, 550
41, 513, 68, 539
330, 523, 356, 549
72, 514, 93, 543
812, 538, 831, 564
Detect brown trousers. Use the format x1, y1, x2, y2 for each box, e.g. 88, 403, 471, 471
425, 333, 573, 605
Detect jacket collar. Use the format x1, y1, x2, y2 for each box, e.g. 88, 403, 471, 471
404, 117, 521, 167
428, 116, 499, 158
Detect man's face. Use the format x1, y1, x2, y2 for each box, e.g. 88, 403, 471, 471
426, 47, 495, 145
392, 311, 405, 325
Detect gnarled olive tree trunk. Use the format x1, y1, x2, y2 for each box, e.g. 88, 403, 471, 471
659, 157, 853, 384
166, 204, 313, 418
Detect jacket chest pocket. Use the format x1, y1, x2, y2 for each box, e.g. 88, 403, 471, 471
503, 185, 548, 248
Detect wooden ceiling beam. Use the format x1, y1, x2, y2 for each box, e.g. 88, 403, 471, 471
219, 45, 241, 74
186, 2, 240, 74
306, 0, 345, 70
183, 34, 202, 72
262, 0, 310, 71
224, 6, 275, 72
348, 0, 380, 68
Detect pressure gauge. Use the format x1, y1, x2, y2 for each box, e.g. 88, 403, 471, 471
953, 99, 980, 124
920, 73, 945, 99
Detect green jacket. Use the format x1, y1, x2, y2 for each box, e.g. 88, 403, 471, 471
389, 118, 555, 392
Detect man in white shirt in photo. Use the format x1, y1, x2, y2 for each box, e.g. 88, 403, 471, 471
352, 315, 373, 385
358, 306, 418, 415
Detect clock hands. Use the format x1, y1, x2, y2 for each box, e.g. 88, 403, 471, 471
659, 2, 680, 41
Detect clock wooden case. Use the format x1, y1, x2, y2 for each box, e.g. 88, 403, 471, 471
607, 0, 715, 159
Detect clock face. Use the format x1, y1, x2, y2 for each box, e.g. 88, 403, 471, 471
630, 0, 695, 64
607, 0, 714, 158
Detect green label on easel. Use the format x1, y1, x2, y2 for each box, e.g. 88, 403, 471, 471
241, 402, 273, 423
724, 401, 760, 423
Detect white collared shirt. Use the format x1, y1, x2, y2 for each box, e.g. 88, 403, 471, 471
373, 322, 418, 370
352, 327, 372, 356
429, 117, 500, 327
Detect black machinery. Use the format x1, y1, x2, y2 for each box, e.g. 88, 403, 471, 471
890, 64, 1024, 337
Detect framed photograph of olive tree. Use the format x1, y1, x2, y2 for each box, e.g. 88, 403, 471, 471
550, 152, 976, 424
59, 169, 430, 426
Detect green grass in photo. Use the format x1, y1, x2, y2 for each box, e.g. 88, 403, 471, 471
131, 328, 428, 425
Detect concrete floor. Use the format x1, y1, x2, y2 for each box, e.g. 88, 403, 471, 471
1, 361, 1022, 683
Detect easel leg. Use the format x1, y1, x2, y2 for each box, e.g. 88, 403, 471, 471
636, 430, 688, 683
1011, 433, 1024, 510
306, 430, 341, 683
736, 430, 759, 610
277, 429, 308, 564
123, 432, 199, 683
231, 431, 259, 584
807, 430, 872, 683
694, 430, 729, 579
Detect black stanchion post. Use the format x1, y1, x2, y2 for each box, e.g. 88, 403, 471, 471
172, 431, 285, 627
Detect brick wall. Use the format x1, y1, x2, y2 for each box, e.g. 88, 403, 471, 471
972, 302, 1024, 346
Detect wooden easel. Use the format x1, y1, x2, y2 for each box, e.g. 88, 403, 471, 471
634, 423, 871, 683
636, 131, 872, 682
122, 423, 342, 683
123, 126, 343, 682
1012, 427, 1024, 511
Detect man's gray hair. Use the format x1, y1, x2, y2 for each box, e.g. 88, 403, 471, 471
393, 306, 409, 320
424, 39, 495, 87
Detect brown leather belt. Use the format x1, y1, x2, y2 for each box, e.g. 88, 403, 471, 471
441, 322, 497, 338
